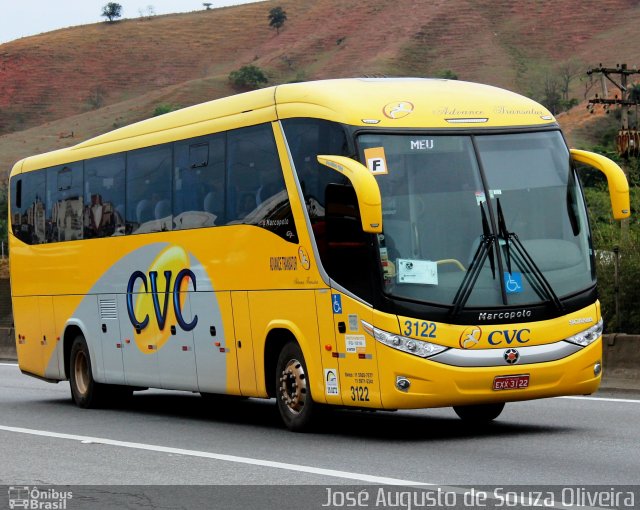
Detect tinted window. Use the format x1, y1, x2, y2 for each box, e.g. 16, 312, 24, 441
126, 144, 172, 234
227, 124, 297, 242
46, 163, 83, 242
174, 134, 225, 230
10, 171, 46, 245
84, 154, 126, 238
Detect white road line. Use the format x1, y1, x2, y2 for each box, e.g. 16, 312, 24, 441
559, 395, 640, 404
0, 362, 18, 367
0, 424, 430, 486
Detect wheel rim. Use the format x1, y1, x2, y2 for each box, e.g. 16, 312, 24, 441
278, 358, 307, 415
74, 350, 90, 396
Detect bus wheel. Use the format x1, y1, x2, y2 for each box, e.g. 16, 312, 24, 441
453, 402, 505, 422
275, 342, 316, 431
69, 334, 111, 408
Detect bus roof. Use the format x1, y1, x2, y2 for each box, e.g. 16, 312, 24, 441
12, 78, 556, 175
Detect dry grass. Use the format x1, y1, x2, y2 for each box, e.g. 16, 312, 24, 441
1, 0, 640, 175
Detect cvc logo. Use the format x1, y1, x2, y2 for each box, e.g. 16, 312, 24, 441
487, 328, 530, 345
126, 268, 198, 332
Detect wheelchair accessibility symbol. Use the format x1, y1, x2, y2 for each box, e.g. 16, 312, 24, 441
504, 272, 523, 294
332, 294, 343, 314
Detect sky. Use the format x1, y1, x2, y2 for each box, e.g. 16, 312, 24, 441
0, 0, 265, 44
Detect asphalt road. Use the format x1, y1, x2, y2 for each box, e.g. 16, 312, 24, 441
0, 362, 638, 509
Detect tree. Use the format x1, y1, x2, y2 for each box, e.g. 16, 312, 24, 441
228, 65, 268, 90
268, 6, 287, 35
102, 2, 123, 23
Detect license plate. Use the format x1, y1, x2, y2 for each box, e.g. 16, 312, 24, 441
493, 374, 530, 391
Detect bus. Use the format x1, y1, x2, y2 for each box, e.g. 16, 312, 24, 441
8, 78, 630, 431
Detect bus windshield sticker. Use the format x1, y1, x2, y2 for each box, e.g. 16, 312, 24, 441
345, 335, 366, 353
475, 191, 486, 205
364, 147, 388, 175
397, 259, 438, 285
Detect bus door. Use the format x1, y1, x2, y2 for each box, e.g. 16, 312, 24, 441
330, 292, 381, 408
190, 291, 240, 395
96, 294, 125, 385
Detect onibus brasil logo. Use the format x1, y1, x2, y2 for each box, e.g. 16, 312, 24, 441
8, 486, 72, 509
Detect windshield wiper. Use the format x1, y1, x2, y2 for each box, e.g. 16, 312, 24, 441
496, 198, 564, 312
450, 202, 496, 317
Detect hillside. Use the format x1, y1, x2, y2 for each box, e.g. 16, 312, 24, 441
1, 0, 640, 175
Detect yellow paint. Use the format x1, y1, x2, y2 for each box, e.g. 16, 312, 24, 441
133, 245, 189, 353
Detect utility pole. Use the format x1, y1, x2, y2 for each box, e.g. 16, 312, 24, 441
587, 63, 640, 132
586, 64, 640, 239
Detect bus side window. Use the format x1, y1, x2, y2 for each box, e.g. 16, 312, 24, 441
226, 123, 298, 243
126, 144, 172, 234
84, 154, 126, 238
46, 163, 83, 243
173, 133, 226, 230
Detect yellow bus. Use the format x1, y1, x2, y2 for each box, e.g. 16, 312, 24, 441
8, 78, 629, 431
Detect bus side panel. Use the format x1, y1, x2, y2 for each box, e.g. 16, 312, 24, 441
330, 293, 381, 408
97, 294, 126, 385
232, 291, 258, 396
13, 297, 44, 377
192, 291, 240, 395
39, 296, 61, 380
314, 289, 343, 406
248, 290, 325, 403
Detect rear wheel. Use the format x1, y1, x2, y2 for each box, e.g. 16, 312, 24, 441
453, 402, 505, 422
69, 335, 131, 408
275, 342, 317, 431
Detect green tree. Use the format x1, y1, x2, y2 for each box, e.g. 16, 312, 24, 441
268, 6, 287, 35
228, 65, 268, 90
102, 2, 123, 23
629, 83, 640, 103
153, 103, 179, 117
435, 69, 458, 80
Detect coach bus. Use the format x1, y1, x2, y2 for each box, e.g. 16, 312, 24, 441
8, 78, 629, 430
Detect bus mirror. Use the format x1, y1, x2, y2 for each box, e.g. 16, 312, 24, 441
317, 155, 383, 233
570, 149, 630, 220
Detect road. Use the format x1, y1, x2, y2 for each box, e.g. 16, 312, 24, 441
0, 362, 638, 509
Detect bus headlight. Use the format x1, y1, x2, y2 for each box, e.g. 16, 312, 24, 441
361, 321, 448, 358
565, 319, 604, 347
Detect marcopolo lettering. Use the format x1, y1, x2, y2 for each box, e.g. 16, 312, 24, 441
478, 310, 532, 321
126, 269, 198, 332
487, 328, 530, 346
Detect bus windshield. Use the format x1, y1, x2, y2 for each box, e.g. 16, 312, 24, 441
357, 130, 594, 308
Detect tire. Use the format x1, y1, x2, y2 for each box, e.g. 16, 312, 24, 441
453, 402, 505, 422
69, 334, 131, 408
275, 342, 317, 432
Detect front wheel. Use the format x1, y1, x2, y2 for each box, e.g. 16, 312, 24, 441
453, 402, 505, 422
275, 342, 317, 431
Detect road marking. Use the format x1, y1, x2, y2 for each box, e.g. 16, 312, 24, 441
559, 395, 640, 404
0, 423, 610, 508
0, 424, 430, 486
0, 362, 18, 367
